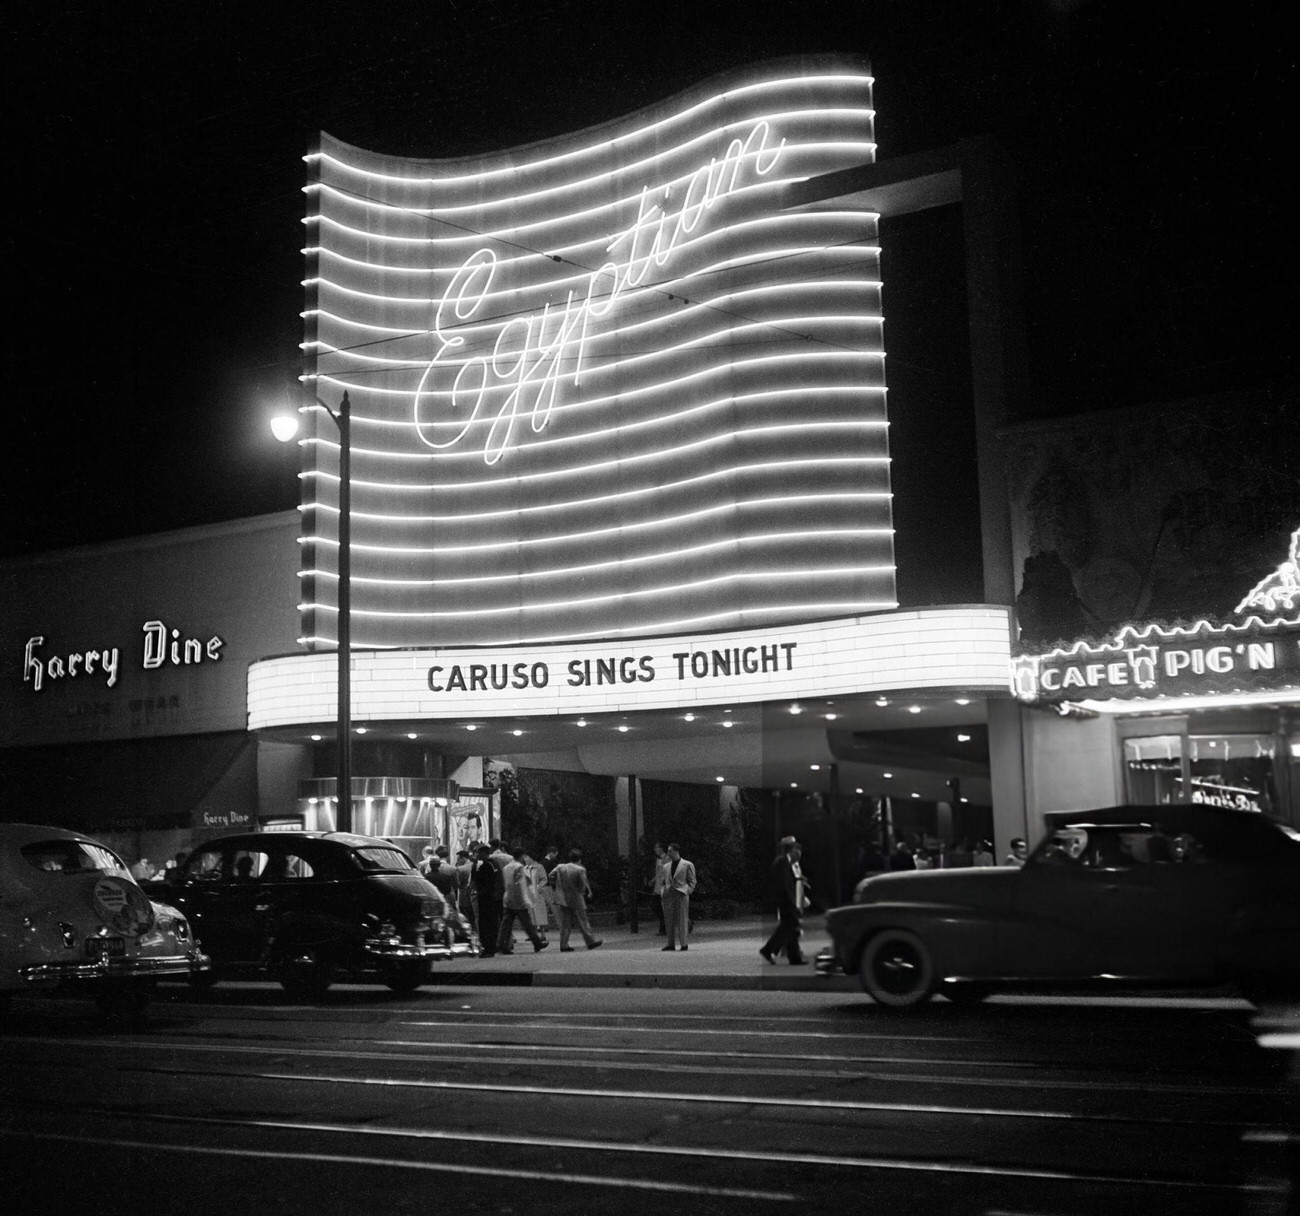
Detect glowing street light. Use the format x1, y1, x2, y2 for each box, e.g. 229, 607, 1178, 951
272, 391, 353, 832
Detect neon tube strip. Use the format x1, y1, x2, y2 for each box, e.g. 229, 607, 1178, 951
302, 56, 890, 649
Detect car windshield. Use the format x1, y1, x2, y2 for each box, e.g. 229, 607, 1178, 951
1032, 824, 1206, 868
21, 839, 131, 878
351, 846, 417, 873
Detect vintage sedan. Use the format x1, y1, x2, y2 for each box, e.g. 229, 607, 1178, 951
820, 804, 1300, 1007
0, 823, 209, 1017
154, 830, 477, 996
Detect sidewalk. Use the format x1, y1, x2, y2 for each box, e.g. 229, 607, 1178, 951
431, 914, 856, 991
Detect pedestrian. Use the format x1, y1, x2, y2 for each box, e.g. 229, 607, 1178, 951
472, 844, 504, 957
650, 842, 670, 935
454, 849, 476, 927
760, 835, 811, 965
1004, 837, 1029, 866
889, 841, 916, 871
525, 850, 552, 940
488, 837, 513, 873
498, 848, 549, 954
552, 849, 603, 951
418, 844, 437, 877
661, 842, 697, 951
427, 845, 458, 904
972, 840, 994, 867
539, 845, 561, 933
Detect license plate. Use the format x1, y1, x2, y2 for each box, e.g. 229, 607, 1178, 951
86, 937, 126, 959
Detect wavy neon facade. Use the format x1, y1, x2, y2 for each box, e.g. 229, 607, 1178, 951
300, 56, 891, 649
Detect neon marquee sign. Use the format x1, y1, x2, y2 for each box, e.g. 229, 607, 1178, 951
413, 121, 786, 466
300, 58, 890, 651
1014, 525, 1300, 703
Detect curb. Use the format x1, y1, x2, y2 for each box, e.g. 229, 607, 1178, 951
426, 970, 860, 992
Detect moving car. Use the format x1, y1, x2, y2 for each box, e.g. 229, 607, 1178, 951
0, 823, 209, 1017
153, 830, 477, 996
820, 804, 1300, 1007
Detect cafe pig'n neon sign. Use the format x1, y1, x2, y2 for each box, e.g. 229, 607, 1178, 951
1012, 526, 1300, 703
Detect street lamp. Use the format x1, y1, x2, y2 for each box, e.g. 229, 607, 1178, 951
272, 390, 353, 833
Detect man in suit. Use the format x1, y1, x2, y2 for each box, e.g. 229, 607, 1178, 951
661, 842, 697, 952
760, 835, 811, 965
552, 849, 603, 951
471, 844, 504, 957
497, 848, 548, 954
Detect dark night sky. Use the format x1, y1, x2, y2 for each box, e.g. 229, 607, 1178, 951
4, 2, 1294, 608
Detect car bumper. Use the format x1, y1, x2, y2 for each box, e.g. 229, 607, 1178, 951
21, 949, 212, 987
814, 947, 844, 977
362, 937, 481, 963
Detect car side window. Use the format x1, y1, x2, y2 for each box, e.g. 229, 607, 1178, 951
231, 849, 270, 881
281, 849, 316, 880
188, 847, 225, 881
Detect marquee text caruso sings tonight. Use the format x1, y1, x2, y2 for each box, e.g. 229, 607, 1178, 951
427, 642, 799, 692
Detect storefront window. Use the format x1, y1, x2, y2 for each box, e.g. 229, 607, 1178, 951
1124, 733, 1276, 812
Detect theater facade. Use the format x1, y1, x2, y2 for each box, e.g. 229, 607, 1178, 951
1, 57, 1016, 886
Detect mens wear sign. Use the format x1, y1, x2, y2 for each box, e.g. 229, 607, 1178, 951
300, 57, 890, 650
248, 608, 1011, 729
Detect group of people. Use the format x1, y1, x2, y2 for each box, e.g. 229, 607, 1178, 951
420, 839, 604, 957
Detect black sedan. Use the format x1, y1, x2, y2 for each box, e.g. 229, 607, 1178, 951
820, 804, 1300, 1007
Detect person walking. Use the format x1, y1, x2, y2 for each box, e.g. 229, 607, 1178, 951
471, 844, 504, 957
538, 845, 561, 934
498, 848, 549, 954
552, 849, 603, 951
525, 850, 552, 940
454, 849, 476, 927
760, 835, 811, 965
651, 842, 670, 935
661, 842, 696, 951
1004, 837, 1029, 866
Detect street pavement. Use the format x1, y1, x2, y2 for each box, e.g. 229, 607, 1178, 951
433, 912, 856, 991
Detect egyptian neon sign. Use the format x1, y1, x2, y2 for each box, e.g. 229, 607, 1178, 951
300, 58, 890, 651
413, 121, 786, 465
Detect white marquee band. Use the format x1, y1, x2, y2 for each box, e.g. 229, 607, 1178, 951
248, 607, 1013, 729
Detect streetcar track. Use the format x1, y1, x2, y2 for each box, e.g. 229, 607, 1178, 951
1, 1035, 1285, 1102
1, 1114, 1283, 1199
0, 1127, 797, 1202
221, 1066, 1289, 1129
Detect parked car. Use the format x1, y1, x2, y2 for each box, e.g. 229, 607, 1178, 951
0, 823, 209, 1017
819, 804, 1300, 1007
151, 831, 478, 996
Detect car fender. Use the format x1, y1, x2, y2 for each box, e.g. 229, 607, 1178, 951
828, 900, 1003, 979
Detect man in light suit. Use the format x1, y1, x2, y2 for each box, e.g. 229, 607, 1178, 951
661, 842, 697, 951
552, 849, 603, 951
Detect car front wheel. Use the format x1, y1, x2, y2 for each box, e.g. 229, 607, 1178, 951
274, 942, 336, 998
383, 960, 430, 993
858, 929, 936, 1007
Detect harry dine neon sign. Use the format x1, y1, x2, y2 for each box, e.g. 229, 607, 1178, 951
412, 121, 785, 466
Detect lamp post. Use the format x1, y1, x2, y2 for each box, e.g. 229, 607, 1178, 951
273, 390, 352, 833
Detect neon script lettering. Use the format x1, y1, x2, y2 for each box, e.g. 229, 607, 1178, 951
24, 636, 121, 691
413, 121, 786, 464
